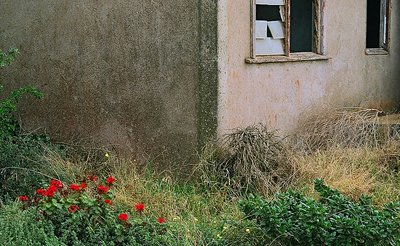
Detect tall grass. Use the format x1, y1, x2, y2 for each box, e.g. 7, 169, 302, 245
21, 149, 244, 245
292, 145, 400, 205
291, 107, 400, 205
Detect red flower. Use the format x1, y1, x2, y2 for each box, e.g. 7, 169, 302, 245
47, 184, 57, 192
134, 203, 145, 213
19, 195, 29, 202
157, 217, 166, 224
106, 176, 116, 185
50, 179, 63, 189
69, 184, 81, 191
68, 204, 80, 213
104, 199, 113, 205
36, 188, 46, 196
89, 175, 98, 182
97, 185, 109, 194
45, 185, 58, 197
80, 182, 87, 190
118, 213, 128, 221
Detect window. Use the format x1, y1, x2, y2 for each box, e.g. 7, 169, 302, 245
247, 0, 328, 63
366, 0, 390, 54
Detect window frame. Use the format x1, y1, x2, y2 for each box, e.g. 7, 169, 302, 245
246, 0, 329, 63
365, 0, 391, 55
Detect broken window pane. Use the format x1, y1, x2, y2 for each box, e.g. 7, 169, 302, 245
256, 5, 281, 21
255, 3, 285, 55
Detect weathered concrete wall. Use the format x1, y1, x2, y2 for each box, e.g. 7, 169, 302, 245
218, 0, 400, 134
0, 0, 218, 164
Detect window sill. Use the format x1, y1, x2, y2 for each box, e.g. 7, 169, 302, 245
245, 52, 331, 64
365, 48, 389, 55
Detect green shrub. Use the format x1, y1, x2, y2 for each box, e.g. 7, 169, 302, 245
0, 202, 61, 246
240, 179, 400, 245
0, 47, 51, 199
0, 85, 43, 137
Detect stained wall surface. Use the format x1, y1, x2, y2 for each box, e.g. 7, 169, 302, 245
0, 1, 219, 164
218, 0, 400, 134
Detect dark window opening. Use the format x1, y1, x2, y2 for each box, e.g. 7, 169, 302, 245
256, 5, 281, 21
290, 0, 314, 52
367, 0, 382, 48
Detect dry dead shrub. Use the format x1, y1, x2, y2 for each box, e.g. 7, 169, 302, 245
292, 107, 383, 152
195, 125, 295, 196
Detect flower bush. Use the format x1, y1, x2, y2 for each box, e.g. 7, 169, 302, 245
17, 175, 172, 245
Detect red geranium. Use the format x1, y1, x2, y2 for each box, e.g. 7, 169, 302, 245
69, 184, 81, 191
118, 213, 128, 221
157, 217, 166, 224
46, 185, 58, 197
19, 195, 29, 202
104, 199, 113, 205
97, 185, 109, 194
106, 176, 116, 185
80, 182, 87, 190
134, 203, 145, 213
68, 204, 80, 213
36, 188, 46, 196
48, 185, 57, 192
50, 179, 63, 189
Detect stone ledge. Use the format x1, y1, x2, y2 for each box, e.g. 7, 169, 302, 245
245, 52, 331, 64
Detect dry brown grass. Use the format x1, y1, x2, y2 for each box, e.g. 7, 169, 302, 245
108, 155, 238, 218
292, 144, 400, 205
290, 107, 400, 204
292, 107, 383, 152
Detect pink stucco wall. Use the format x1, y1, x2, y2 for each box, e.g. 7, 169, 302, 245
218, 0, 400, 135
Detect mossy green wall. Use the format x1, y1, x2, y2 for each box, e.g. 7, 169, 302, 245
198, 0, 219, 149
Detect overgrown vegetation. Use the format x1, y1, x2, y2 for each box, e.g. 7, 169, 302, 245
0, 48, 50, 199
290, 107, 400, 205
0, 202, 60, 246
241, 179, 400, 245
10, 176, 176, 246
0, 50, 399, 244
